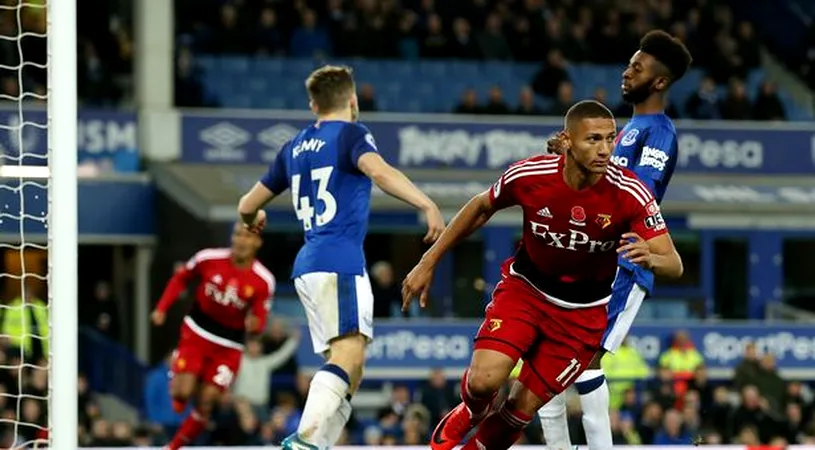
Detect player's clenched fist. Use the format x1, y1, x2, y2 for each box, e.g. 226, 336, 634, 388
245, 210, 267, 234
422, 205, 445, 244
617, 232, 652, 268
401, 260, 435, 310
151, 310, 166, 326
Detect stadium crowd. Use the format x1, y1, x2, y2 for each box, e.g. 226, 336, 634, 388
64, 321, 815, 447
173, 0, 791, 119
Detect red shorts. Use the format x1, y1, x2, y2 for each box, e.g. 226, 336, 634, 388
171, 321, 243, 391
474, 275, 607, 402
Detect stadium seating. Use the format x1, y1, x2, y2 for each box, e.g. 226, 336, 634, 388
195, 57, 811, 120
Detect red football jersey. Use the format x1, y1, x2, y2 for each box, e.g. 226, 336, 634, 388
489, 154, 668, 306
156, 248, 275, 347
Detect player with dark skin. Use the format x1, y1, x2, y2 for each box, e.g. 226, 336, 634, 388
403, 109, 681, 422
545, 47, 678, 372
151, 223, 263, 419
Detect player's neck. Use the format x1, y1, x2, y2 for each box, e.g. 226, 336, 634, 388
563, 157, 602, 190
633, 95, 665, 116
231, 256, 253, 269
317, 110, 353, 123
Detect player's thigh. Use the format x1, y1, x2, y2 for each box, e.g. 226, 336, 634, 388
520, 304, 607, 400
602, 276, 647, 354
201, 347, 242, 392
295, 271, 373, 356
470, 279, 541, 393
170, 337, 205, 397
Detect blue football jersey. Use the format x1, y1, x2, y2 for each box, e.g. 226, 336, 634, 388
611, 113, 678, 293
260, 120, 378, 278
612, 113, 678, 203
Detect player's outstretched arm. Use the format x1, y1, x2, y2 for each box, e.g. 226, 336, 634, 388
618, 232, 683, 279
152, 260, 197, 325
402, 190, 498, 309
357, 152, 445, 242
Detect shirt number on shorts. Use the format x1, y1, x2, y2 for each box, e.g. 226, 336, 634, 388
212, 364, 234, 387
555, 358, 581, 386
291, 166, 337, 231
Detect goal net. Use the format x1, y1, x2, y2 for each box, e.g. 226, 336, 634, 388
0, 0, 77, 449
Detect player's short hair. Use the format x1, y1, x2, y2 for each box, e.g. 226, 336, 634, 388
305, 65, 356, 113
639, 30, 693, 83
564, 100, 614, 129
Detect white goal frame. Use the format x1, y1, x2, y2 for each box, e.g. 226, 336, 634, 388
48, 0, 78, 448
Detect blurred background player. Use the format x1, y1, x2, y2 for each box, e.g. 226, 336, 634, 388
538, 30, 693, 450
236, 65, 445, 450
150, 223, 275, 449
401, 101, 684, 450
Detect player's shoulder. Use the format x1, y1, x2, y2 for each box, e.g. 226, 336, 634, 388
605, 164, 655, 206
250, 260, 276, 292
192, 247, 232, 263
502, 154, 561, 184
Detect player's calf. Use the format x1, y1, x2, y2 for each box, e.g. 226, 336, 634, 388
169, 373, 196, 414
538, 393, 572, 450
462, 382, 542, 450
166, 384, 221, 450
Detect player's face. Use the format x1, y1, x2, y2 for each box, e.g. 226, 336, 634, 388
566, 118, 616, 174
231, 224, 261, 261
621, 51, 668, 104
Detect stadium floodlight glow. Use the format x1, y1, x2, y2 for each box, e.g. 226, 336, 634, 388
0, 165, 51, 179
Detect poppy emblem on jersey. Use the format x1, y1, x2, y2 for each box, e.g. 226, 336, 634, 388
596, 214, 612, 229
176, 358, 186, 370
620, 129, 639, 147
244, 285, 254, 297
570, 206, 586, 226
488, 319, 502, 332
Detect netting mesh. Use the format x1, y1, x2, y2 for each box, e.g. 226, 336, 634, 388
0, 0, 51, 448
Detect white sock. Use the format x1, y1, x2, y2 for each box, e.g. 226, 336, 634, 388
538, 392, 572, 450
575, 369, 613, 450
297, 366, 349, 446
323, 397, 352, 448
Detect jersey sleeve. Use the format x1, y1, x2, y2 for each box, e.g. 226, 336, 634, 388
155, 251, 203, 313
342, 124, 379, 168
488, 166, 521, 209
634, 127, 677, 199
259, 143, 290, 194
250, 268, 275, 332
629, 197, 668, 241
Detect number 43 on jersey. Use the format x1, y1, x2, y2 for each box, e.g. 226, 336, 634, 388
291, 166, 337, 231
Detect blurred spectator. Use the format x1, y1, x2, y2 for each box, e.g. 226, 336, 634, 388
420, 14, 449, 58
531, 49, 570, 98
719, 78, 753, 120
653, 408, 691, 445
658, 330, 704, 383
515, 87, 542, 115
477, 13, 511, 60
175, 48, 209, 107
735, 342, 761, 390
732, 385, 780, 442
370, 261, 402, 318
546, 81, 575, 116
289, 9, 332, 58
80, 280, 121, 342
450, 18, 479, 59
592, 87, 608, 106
755, 354, 786, 413
482, 86, 510, 115
358, 83, 378, 112
685, 76, 720, 120
78, 41, 120, 107
735, 22, 762, 69
602, 338, 650, 410
254, 8, 283, 56
417, 368, 458, 423
2, 290, 48, 362
262, 319, 300, 377
143, 353, 186, 436
233, 332, 300, 413
752, 81, 786, 121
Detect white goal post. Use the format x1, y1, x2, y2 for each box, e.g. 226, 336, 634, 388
48, 0, 78, 448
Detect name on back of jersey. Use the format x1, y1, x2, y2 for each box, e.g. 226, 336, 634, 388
640, 146, 669, 171
293, 138, 327, 158
530, 221, 616, 253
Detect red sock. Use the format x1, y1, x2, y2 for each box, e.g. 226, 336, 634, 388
462, 401, 532, 450
172, 399, 188, 414
461, 369, 498, 420
167, 409, 207, 450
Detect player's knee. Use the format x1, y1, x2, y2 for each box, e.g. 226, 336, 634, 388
538, 392, 566, 418
327, 334, 367, 374
196, 385, 221, 416
468, 353, 514, 396
170, 374, 195, 400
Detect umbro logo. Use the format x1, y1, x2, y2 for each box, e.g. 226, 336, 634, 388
536, 207, 553, 218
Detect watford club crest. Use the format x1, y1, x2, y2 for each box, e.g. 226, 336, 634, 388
596, 214, 612, 229
488, 319, 502, 332
244, 285, 254, 298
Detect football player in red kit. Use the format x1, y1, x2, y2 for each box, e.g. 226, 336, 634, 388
151, 222, 275, 449
402, 100, 683, 450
